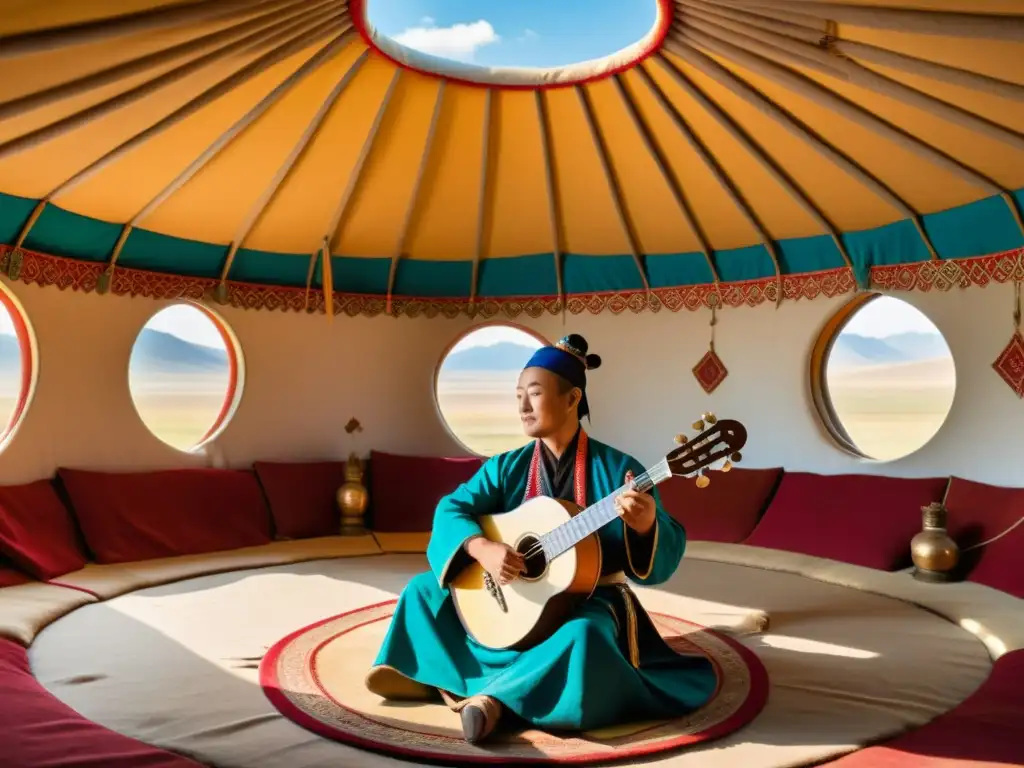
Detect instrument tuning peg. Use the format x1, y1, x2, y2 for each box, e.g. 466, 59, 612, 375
692, 419, 705, 431
673, 433, 687, 445
695, 473, 710, 489
730, 451, 743, 463
704, 412, 718, 425
720, 460, 733, 473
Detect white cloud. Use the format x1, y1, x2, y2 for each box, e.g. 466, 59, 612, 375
393, 20, 500, 63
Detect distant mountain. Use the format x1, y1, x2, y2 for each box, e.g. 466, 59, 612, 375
830, 331, 950, 368
442, 341, 539, 372
129, 329, 228, 373
0, 328, 227, 374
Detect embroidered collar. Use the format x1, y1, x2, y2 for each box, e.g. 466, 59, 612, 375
524, 429, 588, 507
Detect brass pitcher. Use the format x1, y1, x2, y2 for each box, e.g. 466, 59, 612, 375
910, 502, 960, 583
337, 452, 369, 535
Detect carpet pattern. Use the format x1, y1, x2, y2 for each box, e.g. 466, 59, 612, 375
261, 599, 769, 764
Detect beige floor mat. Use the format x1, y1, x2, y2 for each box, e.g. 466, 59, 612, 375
29, 554, 992, 768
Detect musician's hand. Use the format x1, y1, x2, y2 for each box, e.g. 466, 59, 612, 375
467, 537, 525, 585
616, 470, 656, 536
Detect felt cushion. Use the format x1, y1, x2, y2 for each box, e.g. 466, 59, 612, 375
52, 535, 383, 601
370, 451, 483, 533
0, 638, 203, 767
944, 476, 1024, 548
0, 581, 96, 646
968, 522, 1024, 599
744, 472, 950, 571
58, 468, 272, 564
825, 648, 1024, 767
0, 479, 88, 579
658, 467, 781, 543
0, 562, 30, 588
254, 461, 347, 539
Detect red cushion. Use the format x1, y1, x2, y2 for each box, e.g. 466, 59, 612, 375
0, 638, 202, 767
659, 467, 781, 543
823, 648, 1024, 766
968, 521, 1024, 599
944, 476, 1024, 548
58, 468, 272, 564
254, 461, 347, 539
744, 472, 950, 570
0, 562, 30, 587
0, 480, 88, 579
370, 451, 484, 532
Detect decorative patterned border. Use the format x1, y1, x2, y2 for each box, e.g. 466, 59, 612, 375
259, 600, 769, 765
2, 245, 1021, 319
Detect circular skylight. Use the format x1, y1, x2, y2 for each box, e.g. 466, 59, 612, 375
360, 0, 668, 85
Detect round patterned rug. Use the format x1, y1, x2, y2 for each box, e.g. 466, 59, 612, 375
260, 599, 769, 765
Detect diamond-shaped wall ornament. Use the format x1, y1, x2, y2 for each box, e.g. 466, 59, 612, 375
993, 330, 1024, 398
693, 345, 728, 394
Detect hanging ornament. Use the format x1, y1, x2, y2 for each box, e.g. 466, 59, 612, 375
992, 280, 1024, 398
693, 303, 728, 394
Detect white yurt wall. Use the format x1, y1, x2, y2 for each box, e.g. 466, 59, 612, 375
0, 275, 1020, 488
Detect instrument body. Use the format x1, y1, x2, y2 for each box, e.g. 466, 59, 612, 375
450, 416, 747, 651
450, 496, 601, 650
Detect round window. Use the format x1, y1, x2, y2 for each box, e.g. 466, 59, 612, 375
812, 294, 956, 461
436, 324, 547, 456
0, 284, 35, 450
128, 303, 242, 452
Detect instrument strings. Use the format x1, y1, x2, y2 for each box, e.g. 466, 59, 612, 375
519, 462, 665, 563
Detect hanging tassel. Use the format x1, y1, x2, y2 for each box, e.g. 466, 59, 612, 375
321, 238, 334, 321
692, 302, 728, 394
992, 280, 1023, 397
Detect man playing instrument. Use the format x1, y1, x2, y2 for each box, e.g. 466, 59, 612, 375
365, 334, 716, 743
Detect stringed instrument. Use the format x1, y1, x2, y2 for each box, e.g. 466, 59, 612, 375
450, 414, 748, 650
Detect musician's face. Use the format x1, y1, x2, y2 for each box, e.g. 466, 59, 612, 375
516, 367, 580, 437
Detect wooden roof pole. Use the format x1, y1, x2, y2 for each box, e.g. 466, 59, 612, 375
0, 1, 340, 163
679, 12, 1024, 153
611, 73, 723, 301
634, 61, 786, 304
660, 36, 940, 262
218, 46, 370, 300
652, 50, 856, 280
469, 89, 495, 314
535, 90, 566, 322
831, 39, 1024, 105
575, 85, 651, 297
680, 0, 827, 44
0, 0, 316, 121
387, 80, 447, 317
707, 0, 824, 30
45, 15, 348, 203
713, 0, 1024, 42
0, 0, 302, 60
319, 68, 403, 318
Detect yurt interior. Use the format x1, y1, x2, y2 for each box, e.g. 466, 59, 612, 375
1, 1, 1023, 766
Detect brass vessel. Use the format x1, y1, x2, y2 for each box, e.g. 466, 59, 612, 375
910, 502, 960, 583
337, 452, 369, 535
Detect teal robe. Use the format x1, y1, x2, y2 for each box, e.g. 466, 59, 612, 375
368, 433, 717, 732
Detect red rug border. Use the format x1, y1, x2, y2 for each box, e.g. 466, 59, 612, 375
259, 598, 770, 766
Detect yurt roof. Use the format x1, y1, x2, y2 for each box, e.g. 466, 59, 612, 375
0, 0, 1022, 318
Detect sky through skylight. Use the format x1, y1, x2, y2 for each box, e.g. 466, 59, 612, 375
366, 0, 659, 68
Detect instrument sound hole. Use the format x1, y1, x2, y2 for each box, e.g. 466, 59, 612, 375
515, 535, 548, 581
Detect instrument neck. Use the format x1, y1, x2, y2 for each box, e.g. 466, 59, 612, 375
540, 458, 672, 561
